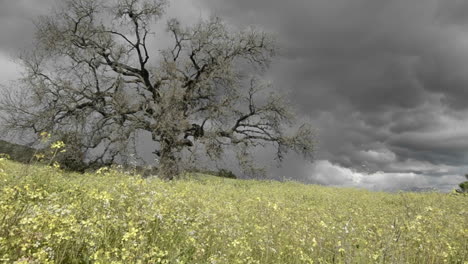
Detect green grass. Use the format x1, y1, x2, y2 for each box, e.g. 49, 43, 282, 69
0, 159, 467, 263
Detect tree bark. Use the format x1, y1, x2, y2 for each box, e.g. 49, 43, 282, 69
158, 137, 178, 180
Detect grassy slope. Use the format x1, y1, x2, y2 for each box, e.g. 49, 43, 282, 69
0, 140, 35, 164
0, 159, 467, 264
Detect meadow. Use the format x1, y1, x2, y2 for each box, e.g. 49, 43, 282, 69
0, 158, 466, 263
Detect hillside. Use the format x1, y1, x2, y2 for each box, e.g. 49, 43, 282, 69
0, 139, 35, 163
0, 159, 466, 263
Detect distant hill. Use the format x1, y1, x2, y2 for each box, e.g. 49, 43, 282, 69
0, 139, 36, 163
401, 186, 438, 193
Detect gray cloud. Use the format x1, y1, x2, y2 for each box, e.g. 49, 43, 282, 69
196, 0, 468, 190
1, 0, 467, 191
0, 0, 55, 53
305, 159, 466, 192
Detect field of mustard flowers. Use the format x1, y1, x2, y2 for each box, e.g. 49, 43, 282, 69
0, 158, 467, 264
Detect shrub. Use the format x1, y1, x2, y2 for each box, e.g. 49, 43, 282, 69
0, 140, 35, 163
456, 174, 468, 193
217, 169, 237, 179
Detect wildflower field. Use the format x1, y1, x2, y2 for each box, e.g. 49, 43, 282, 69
0, 159, 466, 264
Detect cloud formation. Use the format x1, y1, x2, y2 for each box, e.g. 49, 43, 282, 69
1, 0, 467, 191
306, 160, 465, 192
196, 0, 468, 190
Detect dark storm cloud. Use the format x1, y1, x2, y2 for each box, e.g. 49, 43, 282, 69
0, 0, 55, 53
437, 0, 468, 26
199, 0, 468, 111
197, 0, 468, 190
0, 0, 57, 90
1, 0, 467, 190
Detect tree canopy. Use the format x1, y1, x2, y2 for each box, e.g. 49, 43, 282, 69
0, 0, 314, 178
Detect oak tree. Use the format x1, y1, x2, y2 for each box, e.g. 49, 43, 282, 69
0, 0, 314, 178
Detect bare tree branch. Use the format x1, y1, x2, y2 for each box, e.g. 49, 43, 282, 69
0, 0, 313, 179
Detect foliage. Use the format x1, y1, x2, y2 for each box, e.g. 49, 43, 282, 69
215, 169, 237, 179
459, 181, 468, 193
0, 140, 35, 164
187, 168, 238, 179
0, 159, 466, 263
0, 132, 86, 173
0, 0, 314, 178
51, 132, 88, 172
456, 174, 468, 194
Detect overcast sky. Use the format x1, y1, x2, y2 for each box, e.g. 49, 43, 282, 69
1, 0, 467, 191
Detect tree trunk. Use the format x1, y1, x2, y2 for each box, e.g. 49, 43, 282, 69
158, 139, 178, 180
